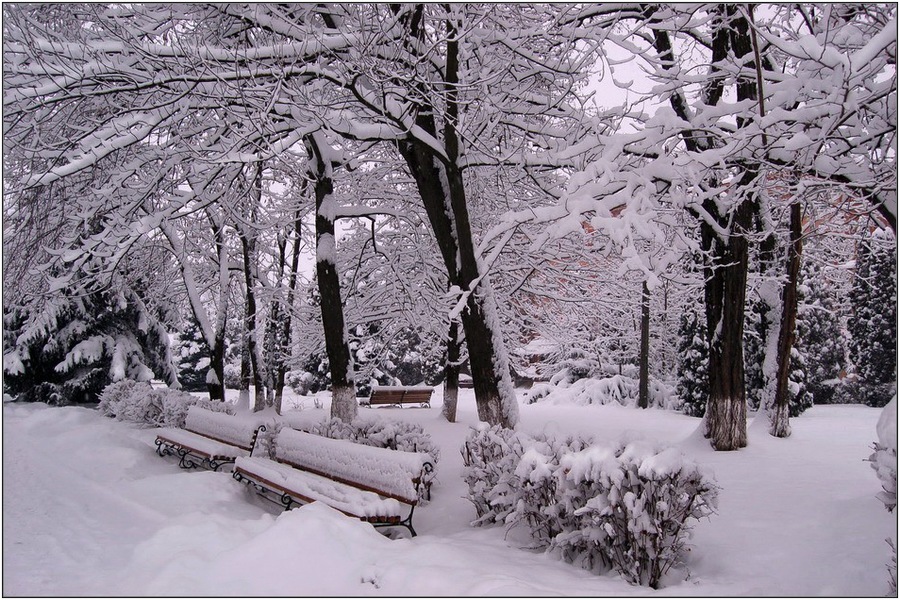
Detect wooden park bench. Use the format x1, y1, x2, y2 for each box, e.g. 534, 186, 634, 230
155, 405, 266, 472
458, 376, 474, 389
364, 385, 433, 408
232, 428, 434, 537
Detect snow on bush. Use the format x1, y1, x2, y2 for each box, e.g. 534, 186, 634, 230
461, 425, 718, 588
870, 396, 898, 513
300, 416, 439, 501
524, 374, 678, 410
98, 380, 229, 428
869, 396, 898, 594
460, 424, 530, 526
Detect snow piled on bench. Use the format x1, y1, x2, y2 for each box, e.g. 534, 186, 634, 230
156, 428, 252, 460
275, 429, 428, 502
184, 406, 266, 449
235, 457, 403, 518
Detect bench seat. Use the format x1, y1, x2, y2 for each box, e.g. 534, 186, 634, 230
156, 428, 253, 463
232, 428, 433, 536
234, 457, 403, 520
155, 406, 265, 472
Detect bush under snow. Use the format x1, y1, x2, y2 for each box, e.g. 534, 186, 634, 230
98, 380, 230, 428
524, 374, 678, 410
461, 425, 718, 588
869, 396, 898, 594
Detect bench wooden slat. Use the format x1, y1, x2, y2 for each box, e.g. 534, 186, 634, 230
366, 386, 433, 407
154, 406, 265, 472
233, 429, 433, 537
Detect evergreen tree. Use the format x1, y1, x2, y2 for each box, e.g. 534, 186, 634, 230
676, 308, 709, 418
848, 229, 897, 407
787, 345, 812, 417
745, 291, 813, 417
744, 298, 767, 412
171, 319, 211, 392
3, 278, 177, 405
796, 260, 847, 404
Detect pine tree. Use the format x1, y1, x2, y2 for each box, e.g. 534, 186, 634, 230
3, 278, 177, 405
743, 298, 767, 412
745, 290, 813, 417
848, 229, 897, 407
171, 319, 211, 392
676, 308, 709, 417
796, 260, 846, 404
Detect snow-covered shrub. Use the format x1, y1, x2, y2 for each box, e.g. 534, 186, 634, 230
556, 442, 719, 588
301, 416, 439, 501
285, 370, 314, 396
524, 383, 554, 404
869, 396, 898, 513
869, 397, 898, 594
222, 363, 242, 390
548, 349, 599, 386
153, 389, 230, 428
460, 426, 719, 588
98, 380, 151, 421
460, 424, 527, 524
98, 380, 229, 428
524, 375, 676, 409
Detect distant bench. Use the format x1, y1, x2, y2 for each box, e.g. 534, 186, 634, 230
155, 405, 266, 472
233, 428, 433, 537
364, 386, 433, 408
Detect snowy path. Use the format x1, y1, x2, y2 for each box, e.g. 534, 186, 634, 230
2, 396, 895, 596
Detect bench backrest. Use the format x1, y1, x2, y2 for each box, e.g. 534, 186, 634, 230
274, 428, 429, 504
184, 406, 264, 451
369, 386, 433, 404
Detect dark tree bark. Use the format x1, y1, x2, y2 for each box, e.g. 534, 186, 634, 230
274, 206, 305, 414
770, 202, 803, 437
393, 8, 518, 428
306, 135, 357, 423
206, 219, 229, 402
240, 230, 265, 411
442, 319, 461, 423
700, 197, 752, 450
649, 4, 757, 450
638, 281, 651, 409
237, 162, 267, 411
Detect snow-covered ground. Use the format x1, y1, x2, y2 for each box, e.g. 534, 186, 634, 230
3, 389, 895, 596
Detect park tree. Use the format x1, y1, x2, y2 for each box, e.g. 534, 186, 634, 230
848, 228, 898, 407
487, 4, 896, 448
796, 259, 848, 405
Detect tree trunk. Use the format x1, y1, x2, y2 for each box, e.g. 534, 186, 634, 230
638, 281, 651, 409
394, 15, 518, 428
275, 205, 305, 415
237, 318, 251, 412
701, 192, 753, 451
770, 202, 803, 437
442, 319, 461, 423
208, 325, 226, 402
241, 232, 265, 412
701, 7, 761, 451
207, 220, 230, 402
307, 134, 357, 423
